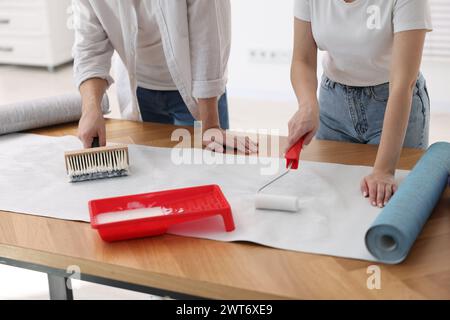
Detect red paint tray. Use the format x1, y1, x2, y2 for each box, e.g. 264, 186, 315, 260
89, 185, 235, 242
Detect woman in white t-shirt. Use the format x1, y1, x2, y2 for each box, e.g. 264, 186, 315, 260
288, 0, 432, 208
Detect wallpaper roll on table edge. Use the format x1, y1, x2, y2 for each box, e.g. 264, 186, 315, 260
365, 142, 450, 264
0, 93, 110, 135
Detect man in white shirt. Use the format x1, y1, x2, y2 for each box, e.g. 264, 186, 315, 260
73, 0, 257, 153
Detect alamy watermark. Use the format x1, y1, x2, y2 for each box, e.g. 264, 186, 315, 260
367, 5, 382, 30
366, 265, 381, 290
66, 265, 81, 290
170, 122, 284, 176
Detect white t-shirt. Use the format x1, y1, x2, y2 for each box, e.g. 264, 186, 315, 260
135, 1, 177, 91
294, 0, 433, 86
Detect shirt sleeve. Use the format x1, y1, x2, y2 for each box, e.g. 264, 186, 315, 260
187, 0, 231, 99
72, 0, 115, 89
393, 0, 433, 33
294, 0, 311, 22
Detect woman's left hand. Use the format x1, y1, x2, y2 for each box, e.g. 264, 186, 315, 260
360, 170, 398, 208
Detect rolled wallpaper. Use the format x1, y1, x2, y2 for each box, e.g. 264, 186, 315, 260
0, 94, 110, 135
366, 142, 450, 264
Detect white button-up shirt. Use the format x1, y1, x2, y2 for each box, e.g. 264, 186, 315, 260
72, 0, 231, 121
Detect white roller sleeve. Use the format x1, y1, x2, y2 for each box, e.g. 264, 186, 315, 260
0, 94, 110, 135
255, 194, 300, 212
95, 207, 173, 225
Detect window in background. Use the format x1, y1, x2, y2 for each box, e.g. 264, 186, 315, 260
424, 0, 450, 62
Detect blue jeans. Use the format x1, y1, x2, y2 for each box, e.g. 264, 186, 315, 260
317, 74, 430, 149
136, 87, 230, 129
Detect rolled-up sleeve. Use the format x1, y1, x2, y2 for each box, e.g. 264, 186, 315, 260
72, 0, 114, 89
187, 0, 231, 99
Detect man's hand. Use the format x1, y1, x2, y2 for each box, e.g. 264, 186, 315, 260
78, 108, 106, 148
203, 127, 258, 155
78, 78, 108, 148
198, 97, 258, 154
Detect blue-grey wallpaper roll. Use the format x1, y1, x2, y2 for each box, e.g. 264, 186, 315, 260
0, 94, 110, 135
366, 142, 450, 264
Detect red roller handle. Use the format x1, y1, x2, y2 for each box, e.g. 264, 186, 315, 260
285, 138, 304, 170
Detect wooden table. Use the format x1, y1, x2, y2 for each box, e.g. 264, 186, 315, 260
0, 119, 449, 299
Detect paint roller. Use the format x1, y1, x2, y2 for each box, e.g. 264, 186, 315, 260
255, 139, 304, 212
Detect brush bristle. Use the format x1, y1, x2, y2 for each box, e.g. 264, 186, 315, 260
65, 147, 129, 183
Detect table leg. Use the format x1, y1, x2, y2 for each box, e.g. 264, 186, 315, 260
47, 274, 74, 300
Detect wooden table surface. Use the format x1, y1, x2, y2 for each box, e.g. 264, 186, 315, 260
0, 119, 449, 299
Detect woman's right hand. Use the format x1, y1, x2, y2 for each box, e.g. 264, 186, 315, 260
287, 102, 320, 151
77, 107, 106, 148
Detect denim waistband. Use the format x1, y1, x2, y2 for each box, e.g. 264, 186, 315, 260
321, 73, 426, 90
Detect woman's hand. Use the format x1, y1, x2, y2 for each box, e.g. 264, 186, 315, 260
203, 127, 258, 155
361, 30, 426, 208
287, 102, 319, 151
360, 170, 398, 208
